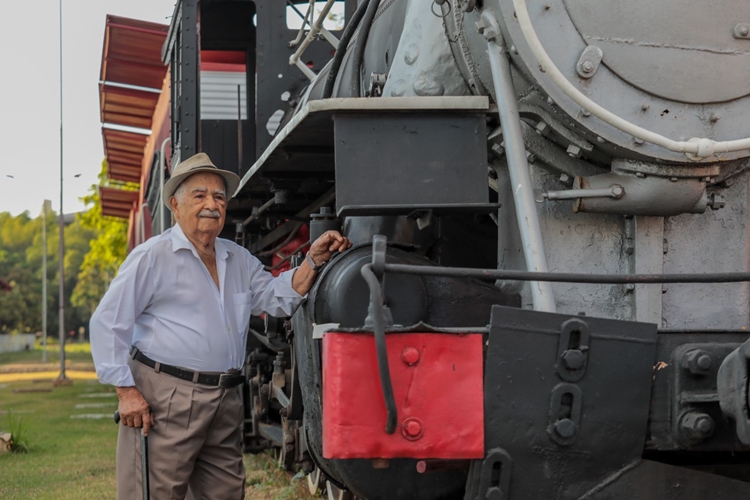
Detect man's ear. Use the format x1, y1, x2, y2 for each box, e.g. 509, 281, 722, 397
169, 196, 179, 216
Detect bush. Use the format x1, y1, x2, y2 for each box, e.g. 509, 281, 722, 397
7, 409, 30, 453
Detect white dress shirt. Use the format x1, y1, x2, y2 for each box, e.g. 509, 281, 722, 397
90, 223, 304, 387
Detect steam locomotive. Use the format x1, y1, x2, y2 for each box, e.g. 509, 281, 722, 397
151, 0, 750, 498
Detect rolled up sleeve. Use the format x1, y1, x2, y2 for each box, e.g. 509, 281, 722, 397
90, 248, 154, 387
247, 254, 305, 317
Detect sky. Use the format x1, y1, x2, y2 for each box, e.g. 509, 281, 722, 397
0, 0, 177, 217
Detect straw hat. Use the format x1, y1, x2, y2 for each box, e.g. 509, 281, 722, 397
163, 153, 241, 209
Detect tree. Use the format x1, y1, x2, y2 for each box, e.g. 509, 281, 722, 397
0, 159, 136, 335
0, 206, 94, 335
71, 160, 136, 316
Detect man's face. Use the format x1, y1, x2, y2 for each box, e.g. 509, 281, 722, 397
170, 172, 227, 242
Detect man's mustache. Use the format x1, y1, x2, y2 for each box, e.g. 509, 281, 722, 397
199, 209, 221, 219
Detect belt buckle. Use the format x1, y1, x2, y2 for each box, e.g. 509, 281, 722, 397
219, 371, 243, 388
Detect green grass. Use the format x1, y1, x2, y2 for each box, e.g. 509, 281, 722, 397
0, 343, 94, 366
0, 379, 119, 499
0, 348, 319, 500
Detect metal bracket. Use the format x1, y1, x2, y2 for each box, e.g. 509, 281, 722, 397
555, 318, 590, 382
372, 234, 387, 278
547, 383, 582, 446
576, 45, 603, 79
733, 23, 750, 39
477, 448, 512, 500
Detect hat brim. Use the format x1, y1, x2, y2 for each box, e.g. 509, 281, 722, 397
163, 167, 241, 210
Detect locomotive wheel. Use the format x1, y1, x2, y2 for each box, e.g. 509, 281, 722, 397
307, 467, 323, 495
326, 480, 355, 500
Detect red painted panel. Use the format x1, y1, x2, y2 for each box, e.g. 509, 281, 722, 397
270, 224, 310, 277
323, 332, 484, 459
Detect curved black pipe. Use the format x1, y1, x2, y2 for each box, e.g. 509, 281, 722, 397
361, 263, 398, 434
349, 0, 382, 97
322, 0, 371, 99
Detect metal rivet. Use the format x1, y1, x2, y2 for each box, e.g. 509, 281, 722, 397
641, 104, 650, 111
740, 26, 749, 37
402, 347, 420, 366
709, 113, 721, 123
402, 417, 424, 440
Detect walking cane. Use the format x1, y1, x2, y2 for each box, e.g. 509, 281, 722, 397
114, 410, 150, 500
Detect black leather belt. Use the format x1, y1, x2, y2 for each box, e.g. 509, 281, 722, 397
132, 348, 245, 389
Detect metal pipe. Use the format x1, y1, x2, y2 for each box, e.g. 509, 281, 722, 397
158, 137, 171, 233
574, 173, 708, 216
289, 0, 339, 80
384, 263, 750, 285
483, 11, 555, 312
361, 263, 398, 434
323, 0, 371, 98
242, 198, 277, 226
350, 0, 381, 96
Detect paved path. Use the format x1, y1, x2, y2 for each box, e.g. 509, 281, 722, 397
0, 370, 99, 383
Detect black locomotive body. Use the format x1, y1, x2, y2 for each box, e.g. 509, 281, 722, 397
140, 1, 750, 498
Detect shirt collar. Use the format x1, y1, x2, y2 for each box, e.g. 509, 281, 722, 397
171, 222, 232, 260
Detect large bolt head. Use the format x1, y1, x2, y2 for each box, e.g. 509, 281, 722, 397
696, 417, 713, 434
561, 349, 585, 370
696, 354, 712, 371
554, 418, 577, 438
682, 349, 713, 375
680, 412, 714, 440
581, 61, 595, 73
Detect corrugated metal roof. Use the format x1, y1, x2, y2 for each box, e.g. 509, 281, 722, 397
100, 84, 161, 130
102, 128, 150, 184
99, 186, 139, 219
99, 15, 168, 131
100, 15, 169, 89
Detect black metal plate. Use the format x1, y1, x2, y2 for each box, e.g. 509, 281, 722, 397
481, 306, 658, 500
334, 113, 488, 216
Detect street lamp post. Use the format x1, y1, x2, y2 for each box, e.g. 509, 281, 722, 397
54, 0, 70, 386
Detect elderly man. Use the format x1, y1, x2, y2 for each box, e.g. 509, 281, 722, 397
90, 153, 351, 499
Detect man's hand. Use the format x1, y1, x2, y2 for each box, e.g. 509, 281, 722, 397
308, 230, 352, 267
115, 386, 154, 436
291, 231, 352, 296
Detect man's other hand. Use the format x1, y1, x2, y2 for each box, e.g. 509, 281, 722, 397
115, 386, 154, 436
309, 230, 352, 267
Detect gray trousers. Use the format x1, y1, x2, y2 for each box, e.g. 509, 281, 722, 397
117, 357, 245, 500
